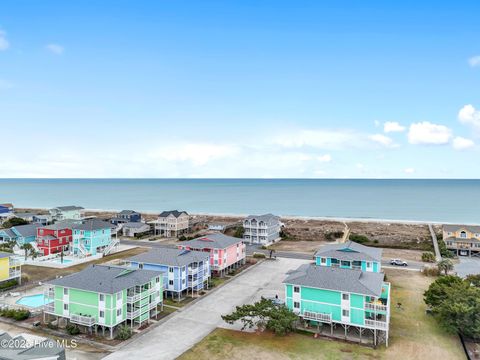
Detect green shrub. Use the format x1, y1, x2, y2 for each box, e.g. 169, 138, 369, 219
0, 278, 18, 290
116, 325, 132, 340
233, 226, 245, 239
373, 239, 379, 244
253, 252, 266, 259
438, 240, 453, 258
422, 252, 436, 263
66, 324, 80, 335
0, 308, 30, 321
349, 234, 370, 244
178, 235, 187, 241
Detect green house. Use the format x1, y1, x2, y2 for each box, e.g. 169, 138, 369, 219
284, 242, 390, 347
44, 264, 163, 338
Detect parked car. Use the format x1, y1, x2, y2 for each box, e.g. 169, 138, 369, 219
390, 259, 408, 266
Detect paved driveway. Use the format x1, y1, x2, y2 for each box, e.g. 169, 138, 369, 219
104, 258, 309, 360
454, 257, 480, 278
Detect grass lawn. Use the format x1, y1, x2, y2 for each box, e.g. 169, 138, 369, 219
178, 269, 465, 360
22, 247, 148, 283
163, 297, 195, 308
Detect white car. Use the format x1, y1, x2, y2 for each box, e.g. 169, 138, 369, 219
390, 259, 408, 266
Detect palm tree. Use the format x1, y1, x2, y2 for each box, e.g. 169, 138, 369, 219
29, 249, 39, 261
437, 259, 454, 276
20, 243, 33, 261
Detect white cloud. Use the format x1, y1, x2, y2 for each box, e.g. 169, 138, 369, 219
468, 56, 480, 68
383, 121, 405, 133
404, 168, 415, 174
458, 104, 480, 132
369, 134, 396, 148
374, 120, 380, 127
452, 136, 475, 150
408, 121, 452, 145
317, 154, 331, 162
271, 129, 360, 150
46, 44, 64, 55
150, 143, 240, 166
0, 30, 9, 51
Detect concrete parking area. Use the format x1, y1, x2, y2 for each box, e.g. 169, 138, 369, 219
454, 257, 480, 278
105, 257, 309, 360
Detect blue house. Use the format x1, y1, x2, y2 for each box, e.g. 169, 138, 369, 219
314, 241, 382, 273
128, 248, 211, 301
0, 224, 40, 246
111, 210, 141, 225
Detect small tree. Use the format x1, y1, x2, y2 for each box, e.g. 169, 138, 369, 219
20, 243, 33, 261
233, 226, 245, 239
424, 275, 464, 308
437, 259, 454, 276
222, 298, 298, 335
2, 217, 28, 228
116, 325, 133, 340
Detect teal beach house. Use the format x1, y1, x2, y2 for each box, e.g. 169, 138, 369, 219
71, 219, 118, 257
284, 241, 390, 346
44, 264, 163, 338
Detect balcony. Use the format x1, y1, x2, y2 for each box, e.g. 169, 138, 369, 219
8, 270, 21, 279
301, 311, 332, 323
365, 302, 388, 312
71, 314, 95, 326
127, 288, 155, 303
9, 258, 21, 267
126, 308, 141, 319
44, 303, 55, 314
188, 267, 200, 275
364, 319, 388, 330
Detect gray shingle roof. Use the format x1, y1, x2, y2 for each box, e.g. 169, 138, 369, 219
284, 264, 385, 297
444, 224, 480, 233
54, 206, 84, 211
314, 241, 382, 262
182, 233, 242, 249
129, 248, 209, 267
72, 219, 112, 231
43, 219, 80, 230
11, 224, 41, 238
158, 210, 188, 218
123, 222, 150, 229
0, 228, 16, 238
245, 213, 280, 225
47, 265, 162, 294
0, 251, 12, 259
118, 210, 139, 215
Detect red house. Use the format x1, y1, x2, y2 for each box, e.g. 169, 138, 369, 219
36, 222, 73, 256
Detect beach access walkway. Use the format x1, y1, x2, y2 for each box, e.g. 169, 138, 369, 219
428, 224, 442, 261
104, 257, 309, 360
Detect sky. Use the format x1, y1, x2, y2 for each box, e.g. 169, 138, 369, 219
1, 0, 479, 178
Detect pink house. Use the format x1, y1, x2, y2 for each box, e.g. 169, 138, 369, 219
178, 233, 246, 276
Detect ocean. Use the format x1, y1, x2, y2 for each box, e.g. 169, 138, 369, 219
0, 179, 479, 223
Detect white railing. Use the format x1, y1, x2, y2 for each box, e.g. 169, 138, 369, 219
127, 293, 141, 302
71, 313, 95, 326
8, 270, 21, 278
365, 302, 388, 312
9, 258, 21, 267
44, 303, 55, 313
76, 242, 87, 257
126, 309, 141, 319
127, 288, 154, 302
302, 311, 332, 323
188, 267, 199, 275
148, 302, 157, 311
103, 238, 119, 256
364, 319, 388, 330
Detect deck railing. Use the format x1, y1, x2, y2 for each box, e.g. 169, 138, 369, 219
365, 302, 388, 312
126, 308, 141, 319
364, 319, 388, 330
302, 311, 332, 323
44, 303, 55, 313
71, 313, 95, 326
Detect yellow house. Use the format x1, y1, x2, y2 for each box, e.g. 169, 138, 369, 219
443, 225, 480, 257
0, 251, 21, 284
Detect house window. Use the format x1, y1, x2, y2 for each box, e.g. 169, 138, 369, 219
99, 294, 105, 302
117, 292, 122, 301
342, 293, 349, 301
63, 288, 68, 295
156, 277, 160, 283
116, 309, 122, 316
99, 311, 105, 318
341, 260, 351, 267
169, 280, 173, 286
460, 231, 467, 238
293, 301, 300, 309
63, 303, 68, 310
342, 309, 349, 317
182, 279, 185, 284
139, 263, 144, 269
169, 267, 174, 273
293, 286, 300, 293
320, 257, 327, 264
